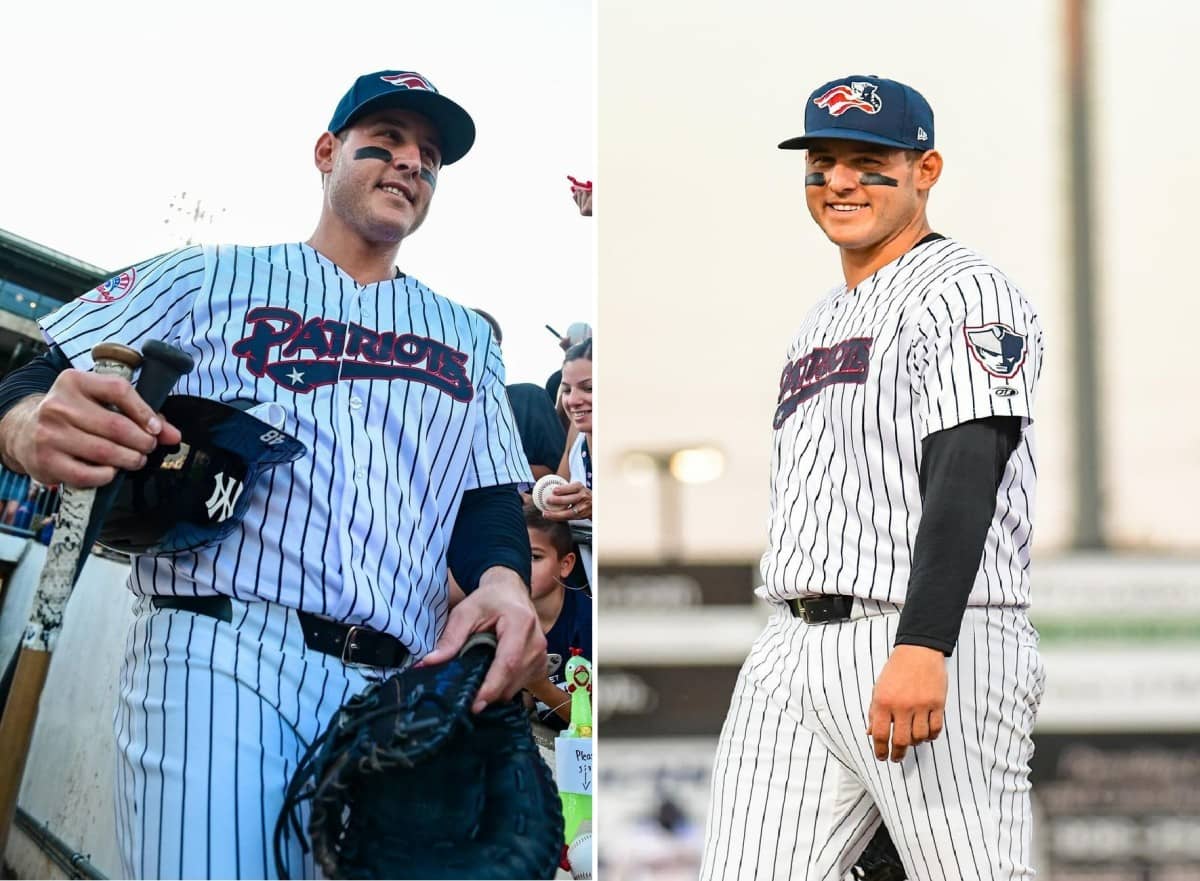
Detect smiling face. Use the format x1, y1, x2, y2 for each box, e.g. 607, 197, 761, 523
316, 108, 443, 246
560, 356, 593, 434
803, 139, 941, 262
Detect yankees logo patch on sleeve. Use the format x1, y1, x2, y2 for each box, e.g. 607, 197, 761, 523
79, 268, 137, 304
963, 322, 1027, 379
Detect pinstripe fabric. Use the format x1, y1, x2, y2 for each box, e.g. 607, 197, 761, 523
700, 604, 1045, 881
704, 237, 1047, 879
112, 596, 381, 880
760, 237, 1043, 609
42, 242, 532, 879
41, 242, 531, 652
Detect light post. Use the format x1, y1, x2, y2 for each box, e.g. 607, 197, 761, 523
621, 446, 725, 563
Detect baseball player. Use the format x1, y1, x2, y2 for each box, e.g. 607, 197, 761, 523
699, 75, 1046, 881
0, 69, 544, 879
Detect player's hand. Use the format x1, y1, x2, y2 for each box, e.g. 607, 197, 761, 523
568, 176, 593, 216
420, 566, 546, 714
540, 482, 591, 520
0, 369, 181, 488
866, 644, 947, 763
572, 187, 593, 216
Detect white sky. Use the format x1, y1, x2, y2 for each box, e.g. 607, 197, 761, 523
0, 0, 594, 387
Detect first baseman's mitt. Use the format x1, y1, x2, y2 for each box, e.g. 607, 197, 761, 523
273, 633, 564, 879
851, 824, 907, 881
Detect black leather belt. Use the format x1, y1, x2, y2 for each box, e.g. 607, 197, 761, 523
787, 595, 855, 624
149, 595, 411, 668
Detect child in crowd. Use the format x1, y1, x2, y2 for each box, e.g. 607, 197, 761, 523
523, 501, 593, 729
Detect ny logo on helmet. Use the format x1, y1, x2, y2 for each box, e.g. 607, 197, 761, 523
380, 72, 437, 92
205, 472, 245, 523
813, 82, 882, 117
964, 323, 1028, 379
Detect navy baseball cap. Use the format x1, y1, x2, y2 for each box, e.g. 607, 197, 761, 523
778, 75, 934, 152
328, 70, 476, 165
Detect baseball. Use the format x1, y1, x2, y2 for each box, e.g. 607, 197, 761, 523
531, 474, 568, 512
567, 823, 593, 880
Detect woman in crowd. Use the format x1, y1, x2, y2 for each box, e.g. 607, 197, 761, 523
544, 339, 593, 586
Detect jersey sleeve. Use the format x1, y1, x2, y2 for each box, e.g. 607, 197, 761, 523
463, 333, 534, 491
38, 246, 207, 369
910, 269, 1044, 438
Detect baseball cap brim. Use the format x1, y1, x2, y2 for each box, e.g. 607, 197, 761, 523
778, 129, 918, 151
337, 90, 476, 165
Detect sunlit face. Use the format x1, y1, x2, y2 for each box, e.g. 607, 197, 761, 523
803, 139, 930, 252
319, 109, 443, 244
560, 357, 593, 434
529, 528, 575, 602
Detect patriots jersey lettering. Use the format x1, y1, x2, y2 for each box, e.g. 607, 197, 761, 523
761, 236, 1044, 610
40, 241, 531, 654
232, 307, 474, 398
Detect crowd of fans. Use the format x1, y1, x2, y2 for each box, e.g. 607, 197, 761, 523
0, 467, 57, 544
466, 307, 595, 733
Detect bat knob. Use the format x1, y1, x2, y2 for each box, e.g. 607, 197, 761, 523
90, 343, 142, 371
141, 340, 195, 376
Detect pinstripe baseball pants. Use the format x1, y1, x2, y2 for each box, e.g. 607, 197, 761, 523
112, 596, 392, 880
700, 602, 1045, 881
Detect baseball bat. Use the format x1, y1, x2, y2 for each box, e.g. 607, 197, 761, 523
0, 340, 195, 701
0, 342, 172, 856
72, 340, 195, 583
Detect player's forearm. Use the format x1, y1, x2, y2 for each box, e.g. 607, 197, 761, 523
897, 417, 1022, 654
447, 484, 531, 592
0, 347, 71, 472
0, 397, 43, 473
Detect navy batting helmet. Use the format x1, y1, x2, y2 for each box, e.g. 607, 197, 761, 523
96, 396, 307, 555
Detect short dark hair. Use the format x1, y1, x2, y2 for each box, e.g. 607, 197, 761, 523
564, 338, 592, 364
523, 500, 574, 557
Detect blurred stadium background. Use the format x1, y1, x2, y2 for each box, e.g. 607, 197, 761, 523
598, 1, 1200, 879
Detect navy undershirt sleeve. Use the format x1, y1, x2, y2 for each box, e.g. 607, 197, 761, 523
447, 483, 532, 593
894, 416, 1023, 655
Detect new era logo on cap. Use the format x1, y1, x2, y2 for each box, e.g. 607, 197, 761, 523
380, 72, 438, 92
779, 74, 935, 153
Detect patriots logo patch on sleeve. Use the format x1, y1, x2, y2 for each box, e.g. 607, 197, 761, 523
963, 322, 1027, 379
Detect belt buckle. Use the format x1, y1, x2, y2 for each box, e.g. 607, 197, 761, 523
341, 625, 367, 666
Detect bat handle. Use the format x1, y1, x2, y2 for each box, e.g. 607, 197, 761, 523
70, 340, 195, 583
136, 340, 196, 411
22, 344, 141, 652
90, 342, 143, 380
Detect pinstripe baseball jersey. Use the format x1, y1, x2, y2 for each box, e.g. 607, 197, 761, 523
760, 236, 1043, 608
41, 242, 532, 655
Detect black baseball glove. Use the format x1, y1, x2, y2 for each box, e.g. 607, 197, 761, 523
273, 633, 564, 880
851, 824, 907, 880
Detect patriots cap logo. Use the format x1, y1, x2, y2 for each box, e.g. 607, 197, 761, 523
964, 323, 1027, 379
813, 81, 883, 117
380, 72, 438, 93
